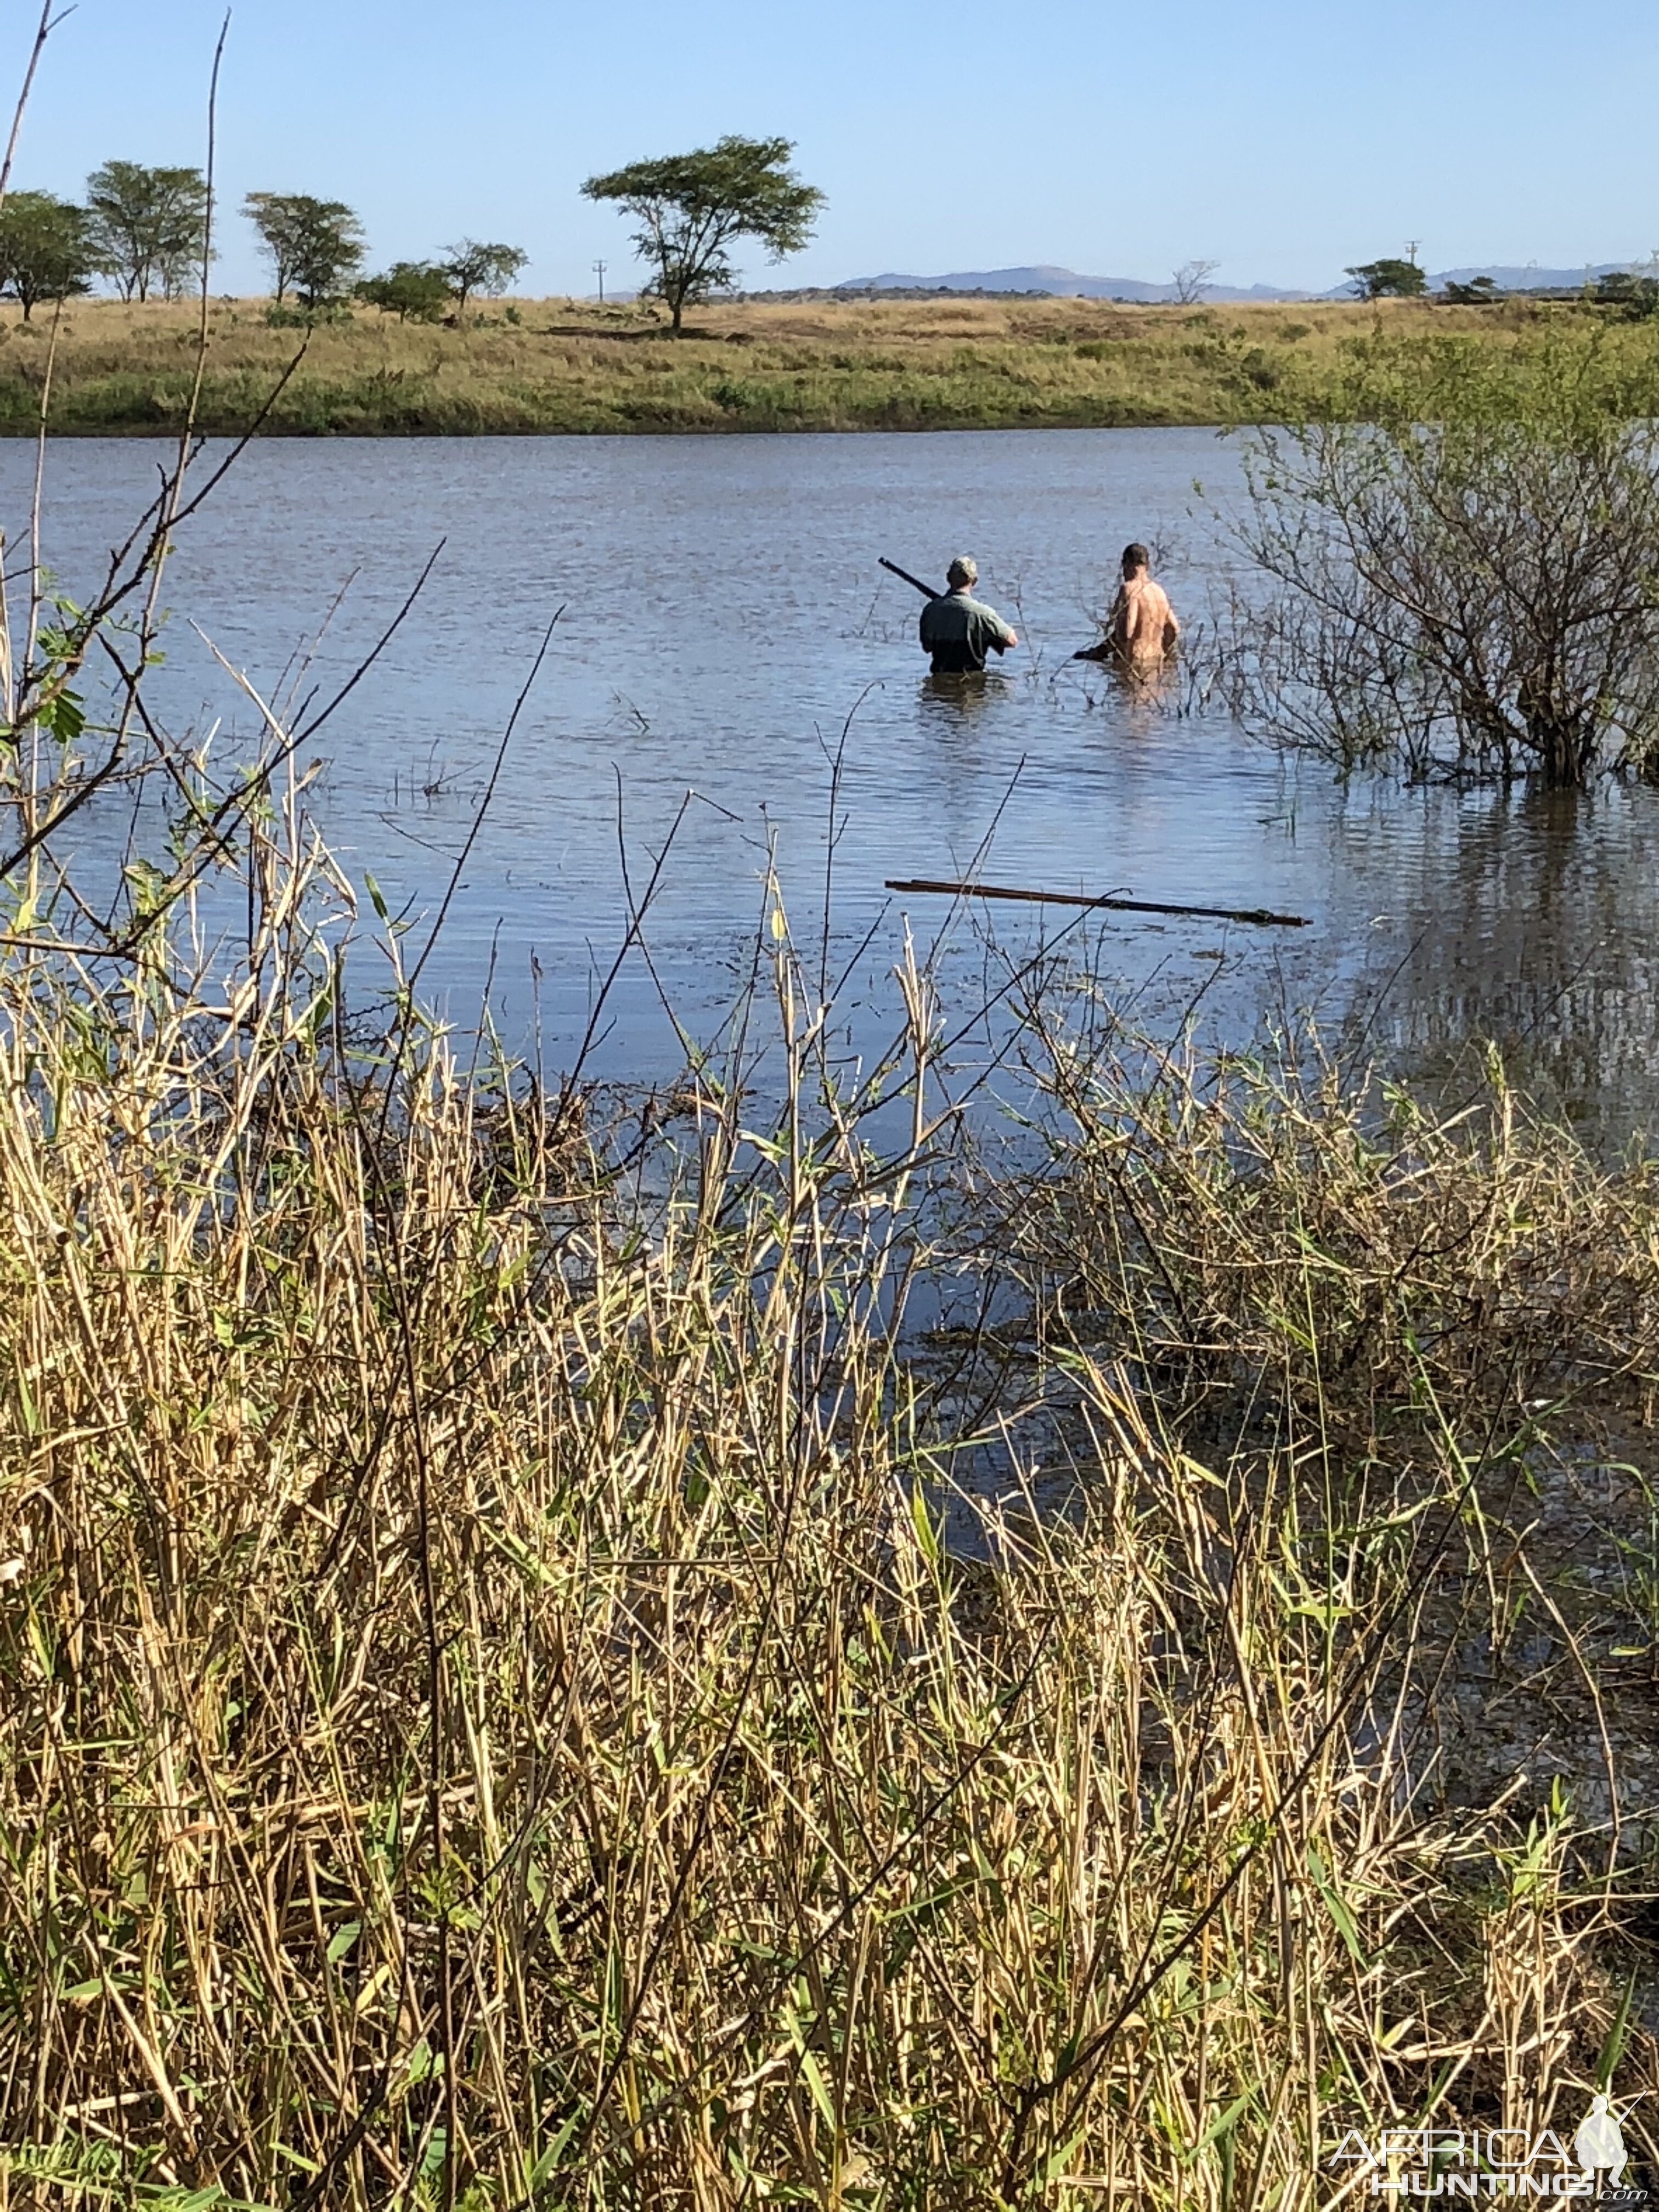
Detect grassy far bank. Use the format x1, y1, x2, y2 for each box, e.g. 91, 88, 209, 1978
6, 291, 1659, 433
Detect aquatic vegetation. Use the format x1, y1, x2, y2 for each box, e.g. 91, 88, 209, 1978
1224, 331, 1659, 786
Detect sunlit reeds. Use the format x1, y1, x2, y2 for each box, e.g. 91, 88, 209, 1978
0, 829, 1654, 2205
0, 73, 1652, 2187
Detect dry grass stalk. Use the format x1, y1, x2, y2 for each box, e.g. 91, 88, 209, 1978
0, 849, 1654, 2208
2, 293, 1657, 434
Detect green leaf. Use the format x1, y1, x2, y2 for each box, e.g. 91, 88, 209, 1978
797, 2045, 838, 2133
532, 2106, 583, 2181
325, 1920, 360, 1963
1190, 2089, 1255, 2157
1596, 1968, 1637, 2090
1044, 2126, 1089, 2180
37, 688, 86, 745
1307, 1841, 1367, 1965
909, 1483, 940, 1564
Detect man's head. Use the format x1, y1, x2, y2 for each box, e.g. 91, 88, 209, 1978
946, 555, 978, 591
1121, 542, 1150, 579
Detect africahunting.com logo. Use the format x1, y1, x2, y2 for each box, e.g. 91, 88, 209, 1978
1329, 2096, 1647, 2201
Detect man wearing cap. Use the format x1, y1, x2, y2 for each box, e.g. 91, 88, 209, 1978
918, 556, 1019, 675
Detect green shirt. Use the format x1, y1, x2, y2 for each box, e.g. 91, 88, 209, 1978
918, 588, 1017, 674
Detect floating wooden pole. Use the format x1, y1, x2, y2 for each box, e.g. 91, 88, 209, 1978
884, 877, 1311, 929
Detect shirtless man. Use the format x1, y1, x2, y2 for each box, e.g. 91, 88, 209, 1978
1075, 543, 1179, 670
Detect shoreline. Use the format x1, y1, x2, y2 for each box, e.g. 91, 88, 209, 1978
0, 415, 1244, 436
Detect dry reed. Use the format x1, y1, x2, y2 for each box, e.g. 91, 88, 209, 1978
0, 833, 1656, 2208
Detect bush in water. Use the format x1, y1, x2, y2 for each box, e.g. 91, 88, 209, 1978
1227, 331, 1659, 785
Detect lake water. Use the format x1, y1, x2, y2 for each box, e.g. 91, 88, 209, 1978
15, 430, 1659, 1144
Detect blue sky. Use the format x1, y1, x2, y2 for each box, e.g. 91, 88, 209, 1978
8, 0, 1657, 296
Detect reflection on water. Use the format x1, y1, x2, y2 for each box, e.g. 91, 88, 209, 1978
1337, 782, 1659, 1137
917, 672, 1012, 725
14, 430, 1659, 1149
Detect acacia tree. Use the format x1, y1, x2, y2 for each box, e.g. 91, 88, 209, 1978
1346, 257, 1427, 299
580, 134, 823, 331
243, 191, 365, 308
85, 161, 209, 301
0, 192, 95, 319
357, 261, 450, 323
441, 239, 527, 317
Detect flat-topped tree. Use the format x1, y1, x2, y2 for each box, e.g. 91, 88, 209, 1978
1346, 257, 1427, 299
581, 134, 823, 331
85, 161, 210, 302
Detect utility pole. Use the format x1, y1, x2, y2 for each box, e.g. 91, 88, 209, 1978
592, 259, 607, 303
1406, 239, 1420, 267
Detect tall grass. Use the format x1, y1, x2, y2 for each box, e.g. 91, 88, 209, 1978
0, 116, 1652, 2194
0, 803, 1655, 2205
5, 294, 1659, 434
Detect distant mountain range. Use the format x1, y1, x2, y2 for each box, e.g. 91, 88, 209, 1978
838, 265, 1308, 302
832, 262, 1648, 302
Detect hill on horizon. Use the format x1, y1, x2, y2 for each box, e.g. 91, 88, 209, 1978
838, 264, 1308, 302
832, 261, 1649, 302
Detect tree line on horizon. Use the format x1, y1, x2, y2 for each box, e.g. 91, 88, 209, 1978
1346, 253, 1659, 316
0, 164, 529, 322
0, 137, 825, 330
12, 152, 1636, 334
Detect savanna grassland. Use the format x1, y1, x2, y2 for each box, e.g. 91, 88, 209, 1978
4, 290, 1659, 433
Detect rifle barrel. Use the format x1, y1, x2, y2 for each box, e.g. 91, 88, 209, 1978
880, 557, 938, 600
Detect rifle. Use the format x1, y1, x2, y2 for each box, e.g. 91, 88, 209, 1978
880, 557, 938, 600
